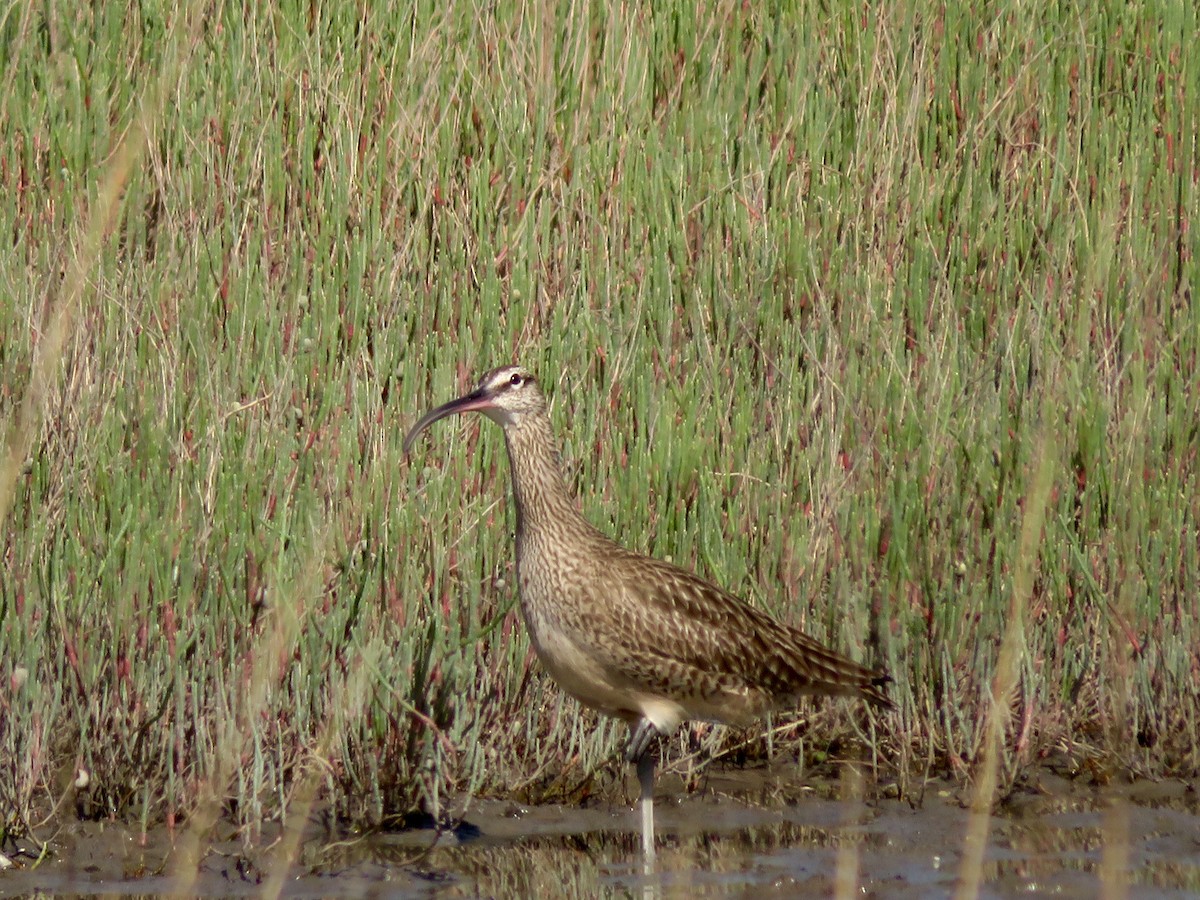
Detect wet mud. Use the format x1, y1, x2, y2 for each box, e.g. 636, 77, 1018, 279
3, 768, 1198, 898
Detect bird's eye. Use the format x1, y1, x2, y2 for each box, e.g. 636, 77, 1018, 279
509, 373, 523, 386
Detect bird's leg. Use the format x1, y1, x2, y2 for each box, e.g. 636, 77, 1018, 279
625, 718, 660, 764
626, 719, 660, 867
635, 749, 656, 867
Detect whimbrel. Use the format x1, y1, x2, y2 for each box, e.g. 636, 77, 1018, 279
404, 365, 892, 861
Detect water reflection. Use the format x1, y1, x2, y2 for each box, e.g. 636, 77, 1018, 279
4, 772, 1199, 897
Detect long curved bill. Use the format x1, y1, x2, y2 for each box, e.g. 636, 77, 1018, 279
402, 387, 495, 455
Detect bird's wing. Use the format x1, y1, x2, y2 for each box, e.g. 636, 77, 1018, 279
586, 551, 892, 711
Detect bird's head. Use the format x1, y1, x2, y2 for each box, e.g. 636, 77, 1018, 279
403, 365, 547, 454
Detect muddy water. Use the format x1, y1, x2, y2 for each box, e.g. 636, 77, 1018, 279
3, 769, 1198, 898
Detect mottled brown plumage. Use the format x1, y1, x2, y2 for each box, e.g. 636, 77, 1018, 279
404, 364, 892, 860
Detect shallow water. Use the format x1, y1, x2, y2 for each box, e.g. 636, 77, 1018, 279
3, 769, 1198, 898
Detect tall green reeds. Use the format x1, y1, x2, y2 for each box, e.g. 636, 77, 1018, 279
1, 2, 1196, 847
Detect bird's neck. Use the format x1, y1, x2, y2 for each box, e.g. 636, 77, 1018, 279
501, 412, 593, 539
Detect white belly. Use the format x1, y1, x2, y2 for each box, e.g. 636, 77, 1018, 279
523, 610, 688, 735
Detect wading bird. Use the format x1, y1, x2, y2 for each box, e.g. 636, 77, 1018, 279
404, 365, 892, 862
